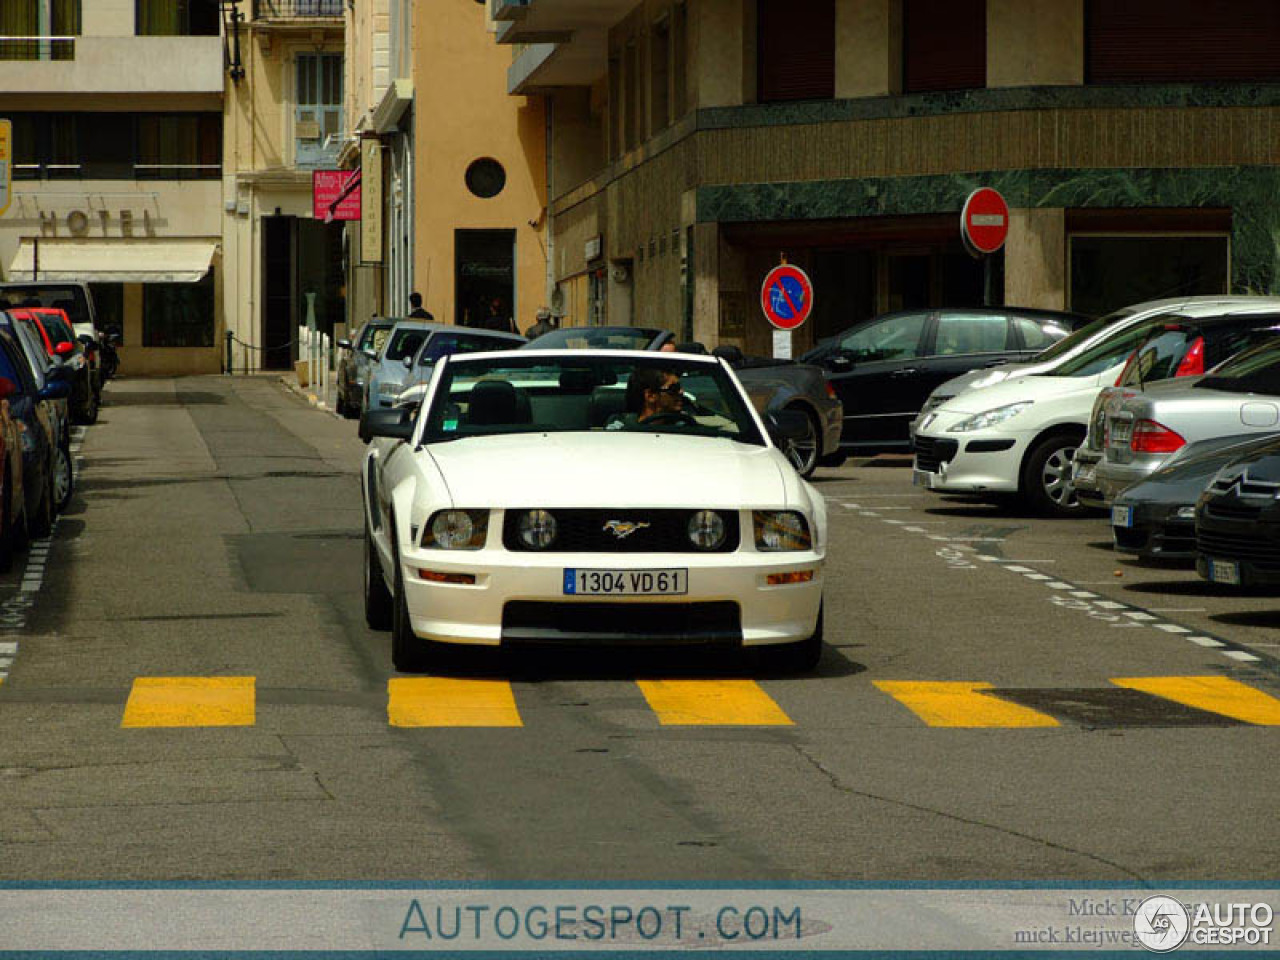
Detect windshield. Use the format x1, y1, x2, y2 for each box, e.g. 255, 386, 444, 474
1034, 307, 1138, 364
383, 328, 428, 362
35, 313, 76, 344
418, 331, 519, 365
1051, 315, 1182, 378
0, 284, 91, 329
522, 327, 664, 351
421, 355, 765, 446
359, 323, 393, 353
1194, 338, 1280, 395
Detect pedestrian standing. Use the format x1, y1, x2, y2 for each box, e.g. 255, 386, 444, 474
408, 291, 433, 320
523, 306, 557, 340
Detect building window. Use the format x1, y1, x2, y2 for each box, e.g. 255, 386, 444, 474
1086, 0, 1280, 84
143, 272, 215, 347
295, 52, 344, 167
89, 284, 125, 343
651, 17, 671, 134
757, 0, 835, 103
671, 4, 687, 121
624, 41, 641, 151
608, 56, 623, 159
903, 0, 986, 93
1070, 236, 1228, 318
465, 158, 507, 199
136, 0, 219, 35
9, 114, 78, 179
137, 114, 221, 179
0, 0, 80, 59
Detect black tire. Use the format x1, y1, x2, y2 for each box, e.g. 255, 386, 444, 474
390, 526, 432, 673
74, 379, 99, 425
817, 450, 848, 468
28, 460, 54, 539
760, 603, 824, 674
0, 468, 14, 574
364, 520, 393, 630
783, 407, 821, 478
1021, 431, 1086, 517
53, 440, 73, 512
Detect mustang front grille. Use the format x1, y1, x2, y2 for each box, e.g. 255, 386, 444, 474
502, 509, 740, 553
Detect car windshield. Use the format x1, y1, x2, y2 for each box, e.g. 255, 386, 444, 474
359, 324, 392, 352
418, 331, 518, 365
37, 314, 76, 344
383, 328, 428, 362
420, 355, 765, 446
1194, 338, 1280, 395
522, 327, 664, 351
1033, 306, 1138, 364
0, 285, 91, 329
1050, 315, 1180, 378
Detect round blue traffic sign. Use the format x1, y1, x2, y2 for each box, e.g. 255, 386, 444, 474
761, 264, 814, 331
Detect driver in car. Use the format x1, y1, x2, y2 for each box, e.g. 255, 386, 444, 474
606, 368, 687, 429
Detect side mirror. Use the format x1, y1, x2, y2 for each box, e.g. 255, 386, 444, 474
54, 341, 76, 357
107, 332, 122, 345
77, 333, 96, 346
826, 354, 854, 373
0, 377, 15, 399
403, 355, 414, 370
337, 339, 352, 350
362, 348, 378, 359
38, 380, 72, 401
360, 407, 415, 442
764, 409, 810, 445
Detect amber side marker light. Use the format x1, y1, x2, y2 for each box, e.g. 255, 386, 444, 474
767, 570, 815, 585
418, 570, 477, 585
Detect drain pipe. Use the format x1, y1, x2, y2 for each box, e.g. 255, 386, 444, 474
545, 95, 555, 313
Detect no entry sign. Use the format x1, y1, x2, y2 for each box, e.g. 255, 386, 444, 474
760, 263, 814, 331
961, 187, 1009, 255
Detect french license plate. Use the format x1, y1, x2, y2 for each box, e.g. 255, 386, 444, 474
913, 469, 934, 488
1111, 505, 1133, 528
1209, 559, 1241, 586
563, 568, 688, 596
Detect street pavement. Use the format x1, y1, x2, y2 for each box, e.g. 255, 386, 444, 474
0, 374, 1276, 881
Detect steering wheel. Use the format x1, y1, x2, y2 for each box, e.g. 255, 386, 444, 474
640, 410, 699, 427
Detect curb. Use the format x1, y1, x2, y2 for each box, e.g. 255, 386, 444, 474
278, 375, 344, 420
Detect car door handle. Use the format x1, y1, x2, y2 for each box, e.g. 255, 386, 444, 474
890, 368, 919, 378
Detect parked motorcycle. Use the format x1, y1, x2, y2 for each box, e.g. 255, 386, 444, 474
99, 329, 121, 381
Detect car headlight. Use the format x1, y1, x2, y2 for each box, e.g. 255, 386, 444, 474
753, 511, 811, 551
948, 401, 1034, 433
378, 380, 403, 397
423, 509, 488, 549
517, 509, 557, 549
1175, 505, 1197, 520
687, 510, 726, 550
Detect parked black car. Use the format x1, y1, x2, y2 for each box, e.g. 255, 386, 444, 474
1195, 433, 1280, 588
801, 307, 1087, 448
1112, 433, 1280, 563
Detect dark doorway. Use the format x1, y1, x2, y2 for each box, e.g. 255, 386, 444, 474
262, 215, 295, 371
456, 229, 516, 331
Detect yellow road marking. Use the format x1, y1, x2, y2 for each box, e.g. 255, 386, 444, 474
874, 681, 1059, 728
636, 679, 793, 726
388, 678, 523, 727
122, 677, 255, 728
1112, 676, 1280, 726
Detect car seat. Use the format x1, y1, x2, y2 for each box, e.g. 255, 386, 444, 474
466, 380, 531, 425
588, 386, 628, 426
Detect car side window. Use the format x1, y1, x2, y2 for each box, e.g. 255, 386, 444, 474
1013, 316, 1067, 351
0, 337, 33, 393
933, 313, 1009, 356
839, 313, 928, 362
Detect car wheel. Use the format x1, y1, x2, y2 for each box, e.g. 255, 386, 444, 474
390, 525, 432, 673
53, 440, 73, 512
74, 383, 99, 425
817, 450, 848, 468
29, 461, 54, 539
0, 469, 13, 574
760, 603, 823, 674
1021, 431, 1085, 517
364, 519, 393, 630
783, 407, 821, 478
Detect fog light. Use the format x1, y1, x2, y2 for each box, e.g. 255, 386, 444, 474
417, 569, 476, 585
687, 510, 726, 550
518, 509, 557, 549
767, 570, 815, 585
1176, 505, 1197, 520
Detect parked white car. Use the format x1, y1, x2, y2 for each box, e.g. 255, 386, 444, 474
362, 350, 827, 672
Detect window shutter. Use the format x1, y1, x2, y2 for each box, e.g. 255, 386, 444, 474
757, 0, 835, 103
903, 0, 986, 94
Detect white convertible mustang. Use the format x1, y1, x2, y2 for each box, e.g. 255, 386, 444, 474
361, 349, 827, 672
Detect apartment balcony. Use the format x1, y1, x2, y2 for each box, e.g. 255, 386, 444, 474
252, 0, 344, 22
489, 0, 633, 41
0, 36, 222, 95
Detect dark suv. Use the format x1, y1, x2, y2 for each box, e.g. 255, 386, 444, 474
1196, 431, 1280, 589
801, 307, 1087, 448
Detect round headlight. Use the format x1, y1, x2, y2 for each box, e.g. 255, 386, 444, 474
518, 509, 557, 549
431, 510, 475, 549
759, 512, 806, 551
688, 510, 726, 550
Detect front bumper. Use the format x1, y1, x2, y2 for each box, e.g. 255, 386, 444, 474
1091, 455, 1164, 508
1071, 448, 1104, 507
1196, 506, 1280, 588
398, 546, 824, 648
912, 429, 1026, 494
1111, 499, 1196, 562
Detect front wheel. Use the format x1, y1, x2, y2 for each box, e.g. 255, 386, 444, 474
74, 382, 99, 425
1021, 432, 1085, 517
783, 407, 821, 479
53, 440, 73, 512
29, 461, 55, 538
391, 538, 433, 673
363, 520, 393, 630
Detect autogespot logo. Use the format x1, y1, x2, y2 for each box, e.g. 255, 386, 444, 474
1134, 896, 1190, 953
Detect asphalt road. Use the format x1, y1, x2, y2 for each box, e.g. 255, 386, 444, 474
0, 374, 1276, 882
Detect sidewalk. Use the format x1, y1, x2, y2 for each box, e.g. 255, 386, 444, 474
277, 369, 343, 419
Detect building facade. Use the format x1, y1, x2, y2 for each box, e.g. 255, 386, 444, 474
344, 0, 548, 335
493, 0, 1280, 355
0, 0, 225, 375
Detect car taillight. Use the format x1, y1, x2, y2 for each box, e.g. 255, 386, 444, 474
1174, 336, 1205, 377
1130, 419, 1185, 454
1116, 349, 1139, 386
825, 381, 837, 400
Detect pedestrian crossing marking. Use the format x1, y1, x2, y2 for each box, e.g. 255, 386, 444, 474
121, 677, 255, 728
636, 679, 793, 726
1111, 676, 1280, 726
388, 677, 522, 728
874, 681, 1060, 728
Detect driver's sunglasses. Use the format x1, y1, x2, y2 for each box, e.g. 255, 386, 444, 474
655, 383, 684, 395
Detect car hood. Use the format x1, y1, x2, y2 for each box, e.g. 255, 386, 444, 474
939, 370, 1112, 414
425, 432, 790, 508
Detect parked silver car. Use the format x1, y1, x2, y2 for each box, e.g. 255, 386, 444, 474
1087, 335, 1280, 506
399, 326, 526, 394
362, 320, 437, 413
336, 318, 394, 419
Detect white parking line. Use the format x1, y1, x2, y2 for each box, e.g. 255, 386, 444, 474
1153, 623, 1192, 634
1189, 637, 1225, 647
0, 642, 16, 655
1223, 650, 1262, 662
1023, 573, 1051, 581
1123, 612, 1158, 621
1004, 566, 1033, 573
1094, 601, 1126, 609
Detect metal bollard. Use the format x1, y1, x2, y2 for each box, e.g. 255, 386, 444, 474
225, 331, 233, 375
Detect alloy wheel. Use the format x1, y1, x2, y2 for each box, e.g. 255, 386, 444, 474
1040, 444, 1079, 509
